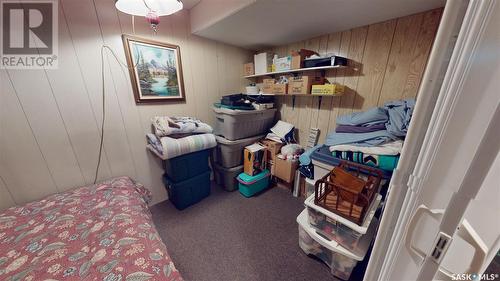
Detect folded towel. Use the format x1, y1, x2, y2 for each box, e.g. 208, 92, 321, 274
332, 151, 400, 171
328, 140, 403, 155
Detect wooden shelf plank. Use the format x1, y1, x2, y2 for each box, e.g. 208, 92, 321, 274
246, 93, 344, 97
243, 65, 347, 78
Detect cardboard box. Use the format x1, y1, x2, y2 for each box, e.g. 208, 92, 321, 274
311, 84, 345, 96
289, 75, 325, 95
262, 78, 275, 94
254, 52, 273, 74
243, 143, 266, 176
260, 139, 284, 163
291, 55, 303, 69
273, 56, 292, 71
243, 63, 254, 76
291, 49, 318, 69
272, 84, 288, 95
267, 160, 275, 175
275, 157, 299, 183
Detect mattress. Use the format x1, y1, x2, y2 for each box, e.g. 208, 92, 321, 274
0, 177, 183, 281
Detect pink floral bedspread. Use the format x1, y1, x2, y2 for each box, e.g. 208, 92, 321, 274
0, 176, 183, 281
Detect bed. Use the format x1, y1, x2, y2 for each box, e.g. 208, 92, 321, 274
0, 176, 183, 281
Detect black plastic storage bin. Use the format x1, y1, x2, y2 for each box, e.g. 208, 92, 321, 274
163, 170, 211, 210
163, 149, 211, 182
303, 55, 348, 68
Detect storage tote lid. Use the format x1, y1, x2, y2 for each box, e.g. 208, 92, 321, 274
297, 209, 377, 261
213, 106, 276, 116
304, 193, 381, 234
214, 163, 244, 172
215, 134, 264, 145
238, 170, 270, 183
311, 146, 392, 180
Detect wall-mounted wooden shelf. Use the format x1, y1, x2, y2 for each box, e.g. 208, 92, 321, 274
247, 93, 343, 97
244, 65, 346, 78
247, 93, 343, 109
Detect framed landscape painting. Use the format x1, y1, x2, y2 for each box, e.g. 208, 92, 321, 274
122, 35, 185, 103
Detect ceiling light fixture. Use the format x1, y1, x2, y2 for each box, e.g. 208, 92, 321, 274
115, 0, 183, 33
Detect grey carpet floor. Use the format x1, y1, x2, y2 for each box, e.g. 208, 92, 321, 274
150, 183, 369, 281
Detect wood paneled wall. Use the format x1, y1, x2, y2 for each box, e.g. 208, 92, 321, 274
0, 0, 251, 210
270, 9, 442, 145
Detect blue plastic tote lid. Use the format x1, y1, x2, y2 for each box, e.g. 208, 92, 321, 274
237, 170, 270, 184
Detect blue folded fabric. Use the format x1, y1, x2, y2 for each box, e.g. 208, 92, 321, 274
325, 130, 398, 147
384, 99, 415, 137
299, 144, 323, 166
336, 107, 388, 126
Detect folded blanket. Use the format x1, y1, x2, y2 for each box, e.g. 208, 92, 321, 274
336, 107, 388, 126
147, 133, 216, 160
152, 116, 213, 137
332, 151, 400, 171
384, 99, 415, 137
335, 123, 386, 133
147, 133, 163, 153
325, 130, 398, 147
328, 140, 403, 155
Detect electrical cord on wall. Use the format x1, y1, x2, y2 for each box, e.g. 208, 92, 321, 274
93, 45, 138, 184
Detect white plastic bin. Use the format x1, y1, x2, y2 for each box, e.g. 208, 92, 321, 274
213, 107, 276, 140
297, 210, 376, 280
215, 135, 264, 168
304, 193, 381, 252
305, 178, 316, 197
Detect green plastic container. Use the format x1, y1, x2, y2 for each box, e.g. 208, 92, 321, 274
163, 170, 211, 210
237, 170, 270, 197
163, 149, 211, 183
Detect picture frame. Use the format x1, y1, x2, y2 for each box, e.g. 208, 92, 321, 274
122, 34, 185, 103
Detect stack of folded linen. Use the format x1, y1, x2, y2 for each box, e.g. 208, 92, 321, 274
324, 99, 414, 171
146, 116, 216, 160
299, 99, 414, 172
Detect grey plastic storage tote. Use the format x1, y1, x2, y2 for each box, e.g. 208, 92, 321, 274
213, 107, 276, 140
214, 135, 264, 168
213, 164, 243, 191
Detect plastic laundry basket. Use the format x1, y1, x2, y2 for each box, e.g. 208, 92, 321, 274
214, 135, 264, 168
213, 163, 243, 192
213, 107, 276, 140
297, 210, 376, 280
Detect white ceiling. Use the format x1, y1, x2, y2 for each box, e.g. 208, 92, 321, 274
182, 0, 201, 10
191, 0, 445, 50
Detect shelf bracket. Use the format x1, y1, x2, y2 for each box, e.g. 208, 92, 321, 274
292, 95, 296, 110
318, 96, 322, 110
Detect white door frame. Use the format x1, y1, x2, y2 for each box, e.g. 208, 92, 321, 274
364, 0, 498, 280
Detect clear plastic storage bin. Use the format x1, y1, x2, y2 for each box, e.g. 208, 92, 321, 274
213, 107, 276, 141
297, 210, 376, 280
214, 135, 264, 168
304, 193, 381, 252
